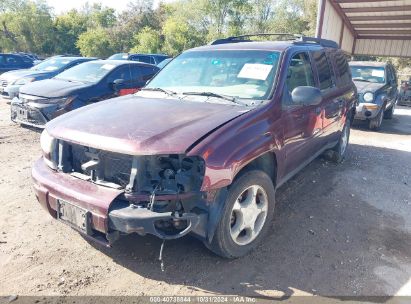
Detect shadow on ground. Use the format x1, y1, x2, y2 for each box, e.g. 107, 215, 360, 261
87, 143, 411, 301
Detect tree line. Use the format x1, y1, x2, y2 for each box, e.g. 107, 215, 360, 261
0, 0, 317, 58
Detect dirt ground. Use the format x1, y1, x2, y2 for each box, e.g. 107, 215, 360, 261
0, 98, 410, 300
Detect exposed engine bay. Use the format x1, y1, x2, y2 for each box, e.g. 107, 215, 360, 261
53, 141, 208, 239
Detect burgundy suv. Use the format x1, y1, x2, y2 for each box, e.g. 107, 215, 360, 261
32, 35, 356, 258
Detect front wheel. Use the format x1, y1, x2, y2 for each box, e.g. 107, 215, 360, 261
207, 170, 276, 258
368, 109, 383, 130
384, 102, 395, 119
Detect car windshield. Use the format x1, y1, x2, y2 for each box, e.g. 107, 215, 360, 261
31, 57, 75, 72
350, 66, 386, 84
146, 50, 281, 102
54, 61, 116, 83
108, 53, 129, 60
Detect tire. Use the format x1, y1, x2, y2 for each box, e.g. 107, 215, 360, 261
384, 102, 395, 120
368, 109, 383, 130
207, 170, 276, 258
328, 118, 351, 163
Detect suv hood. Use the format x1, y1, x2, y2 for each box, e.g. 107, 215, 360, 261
47, 95, 251, 155
19, 78, 91, 98
353, 81, 385, 93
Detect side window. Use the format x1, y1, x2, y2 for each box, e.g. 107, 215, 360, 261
334, 52, 351, 86
5, 55, 19, 65
133, 55, 153, 64
0, 55, 4, 64
106, 65, 132, 84
140, 66, 158, 81
283, 52, 315, 106
312, 51, 334, 90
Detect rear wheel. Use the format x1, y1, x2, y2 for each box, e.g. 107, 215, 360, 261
368, 109, 383, 130
207, 170, 275, 258
327, 119, 350, 163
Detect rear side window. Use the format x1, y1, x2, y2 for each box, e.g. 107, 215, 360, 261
312, 51, 334, 90
334, 52, 351, 86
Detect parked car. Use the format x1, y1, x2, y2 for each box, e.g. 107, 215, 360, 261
108, 53, 170, 65
349, 61, 398, 130
157, 58, 172, 69
0, 56, 95, 99
399, 79, 411, 106
0, 53, 34, 74
32, 35, 356, 258
11, 60, 159, 128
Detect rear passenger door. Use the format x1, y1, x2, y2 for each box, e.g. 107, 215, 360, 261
311, 50, 343, 143
281, 51, 324, 175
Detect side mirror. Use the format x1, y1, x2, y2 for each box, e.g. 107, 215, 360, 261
111, 79, 125, 91
291, 86, 322, 106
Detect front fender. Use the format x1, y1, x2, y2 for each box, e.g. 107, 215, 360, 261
188, 103, 282, 191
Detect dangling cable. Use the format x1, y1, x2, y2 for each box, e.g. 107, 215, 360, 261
159, 239, 165, 272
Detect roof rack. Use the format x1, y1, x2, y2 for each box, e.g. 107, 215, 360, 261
209, 33, 339, 49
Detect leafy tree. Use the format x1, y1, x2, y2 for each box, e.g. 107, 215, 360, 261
162, 17, 202, 55
76, 27, 115, 58
54, 9, 89, 55
130, 27, 162, 53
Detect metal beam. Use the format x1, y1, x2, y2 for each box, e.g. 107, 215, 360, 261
328, 0, 357, 38
357, 30, 411, 35
337, 0, 398, 3
316, 0, 326, 38
354, 23, 411, 29
350, 15, 411, 22
358, 35, 411, 40
343, 5, 411, 13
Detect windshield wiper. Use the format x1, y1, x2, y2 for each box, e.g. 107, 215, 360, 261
182, 91, 244, 105
141, 87, 177, 96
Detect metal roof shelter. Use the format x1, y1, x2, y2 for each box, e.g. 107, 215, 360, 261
316, 0, 411, 57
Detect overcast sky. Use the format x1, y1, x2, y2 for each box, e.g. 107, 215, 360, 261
46, 0, 173, 14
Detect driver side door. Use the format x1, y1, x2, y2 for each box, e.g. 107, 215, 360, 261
281, 51, 324, 176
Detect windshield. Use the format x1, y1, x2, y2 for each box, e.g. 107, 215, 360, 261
146, 50, 280, 101
108, 53, 128, 60
350, 66, 386, 84
31, 57, 75, 72
54, 61, 116, 83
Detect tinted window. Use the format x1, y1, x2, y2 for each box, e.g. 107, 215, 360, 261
132, 55, 154, 64
140, 66, 158, 81
312, 51, 334, 90
0, 55, 4, 64
334, 52, 351, 86
5, 55, 22, 65
106, 65, 132, 84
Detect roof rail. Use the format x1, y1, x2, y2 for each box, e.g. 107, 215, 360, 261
294, 36, 339, 48
209, 33, 301, 45
209, 33, 339, 49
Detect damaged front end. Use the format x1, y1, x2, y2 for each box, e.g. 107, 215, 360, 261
35, 133, 211, 245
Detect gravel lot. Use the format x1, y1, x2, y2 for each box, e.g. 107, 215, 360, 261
0, 98, 410, 299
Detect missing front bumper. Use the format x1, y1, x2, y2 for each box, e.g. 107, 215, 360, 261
109, 204, 201, 240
